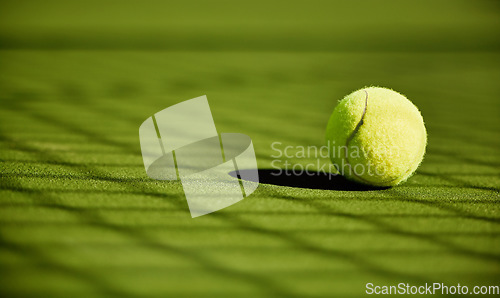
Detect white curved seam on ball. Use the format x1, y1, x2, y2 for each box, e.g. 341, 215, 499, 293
344, 89, 372, 184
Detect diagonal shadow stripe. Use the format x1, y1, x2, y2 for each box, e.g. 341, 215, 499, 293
1, 172, 152, 183
0, 233, 137, 298
418, 170, 500, 193
1, 158, 142, 168
0, 104, 139, 155
384, 189, 500, 224
426, 147, 500, 169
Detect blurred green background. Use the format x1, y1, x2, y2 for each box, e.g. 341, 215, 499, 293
1, 0, 500, 51
1, 0, 499, 297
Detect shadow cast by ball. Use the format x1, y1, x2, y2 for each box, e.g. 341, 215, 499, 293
229, 169, 388, 191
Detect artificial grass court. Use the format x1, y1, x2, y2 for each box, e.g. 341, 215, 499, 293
1, 1, 500, 297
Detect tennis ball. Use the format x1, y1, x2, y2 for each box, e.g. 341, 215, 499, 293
325, 87, 427, 187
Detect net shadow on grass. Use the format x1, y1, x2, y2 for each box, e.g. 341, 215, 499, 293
1, 91, 139, 154
229, 169, 388, 191
266, 190, 500, 263
3, 86, 498, 295
0, 136, 298, 298
1, 128, 433, 291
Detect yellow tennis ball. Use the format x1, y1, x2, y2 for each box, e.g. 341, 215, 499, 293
325, 87, 427, 187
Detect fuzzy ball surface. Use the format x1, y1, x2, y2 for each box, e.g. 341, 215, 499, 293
325, 87, 427, 187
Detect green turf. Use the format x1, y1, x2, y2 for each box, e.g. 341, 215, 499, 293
1, 1, 500, 297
